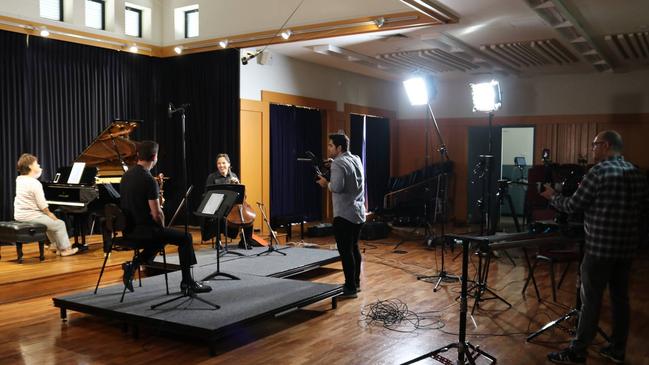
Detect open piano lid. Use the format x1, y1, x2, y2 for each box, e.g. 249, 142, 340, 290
76, 120, 140, 177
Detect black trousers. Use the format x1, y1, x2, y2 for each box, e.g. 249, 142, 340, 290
333, 217, 364, 292
127, 226, 197, 284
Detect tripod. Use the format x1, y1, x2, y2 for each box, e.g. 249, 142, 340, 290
151, 103, 219, 310
256, 202, 287, 256
402, 234, 496, 365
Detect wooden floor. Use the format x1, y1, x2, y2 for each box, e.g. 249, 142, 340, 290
1, 226, 648, 365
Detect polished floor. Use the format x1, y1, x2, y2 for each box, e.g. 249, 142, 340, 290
1, 226, 648, 365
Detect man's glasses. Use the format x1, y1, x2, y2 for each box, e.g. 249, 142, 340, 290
591, 141, 605, 148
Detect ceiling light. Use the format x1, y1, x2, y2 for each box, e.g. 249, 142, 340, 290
280, 29, 292, 40
129, 44, 138, 53
174, 46, 183, 54
470, 80, 501, 112
219, 39, 229, 48
40, 28, 50, 37
374, 17, 385, 28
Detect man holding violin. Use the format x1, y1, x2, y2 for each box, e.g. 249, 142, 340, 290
205, 153, 254, 248
317, 133, 366, 299
120, 140, 211, 294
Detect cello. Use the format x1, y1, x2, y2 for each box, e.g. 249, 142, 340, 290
224, 175, 256, 248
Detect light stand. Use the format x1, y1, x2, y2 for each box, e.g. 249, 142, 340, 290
402, 234, 496, 365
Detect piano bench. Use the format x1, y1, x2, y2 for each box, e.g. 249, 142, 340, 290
0, 222, 48, 263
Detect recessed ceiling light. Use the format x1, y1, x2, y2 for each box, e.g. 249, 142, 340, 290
174, 46, 183, 54
280, 29, 292, 40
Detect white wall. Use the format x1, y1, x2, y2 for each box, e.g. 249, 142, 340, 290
240, 51, 400, 112
398, 70, 649, 119
0, 0, 163, 44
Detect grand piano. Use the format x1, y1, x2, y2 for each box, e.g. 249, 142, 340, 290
44, 120, 140, 249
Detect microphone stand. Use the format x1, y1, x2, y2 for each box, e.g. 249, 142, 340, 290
416, 103, 459, 291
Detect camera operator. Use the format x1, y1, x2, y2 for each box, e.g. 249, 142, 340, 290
541, 131, 649, 364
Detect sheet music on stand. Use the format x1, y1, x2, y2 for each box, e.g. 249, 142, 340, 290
67, 162, 86, 184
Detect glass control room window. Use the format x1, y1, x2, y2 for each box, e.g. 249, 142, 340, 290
85, 0, 105, 30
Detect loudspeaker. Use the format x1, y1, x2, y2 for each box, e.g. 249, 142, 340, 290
257, 51, 273, 65
360, 221, 391, 240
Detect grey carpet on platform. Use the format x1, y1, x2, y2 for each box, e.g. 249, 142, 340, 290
153, 246, 340, 277
56, 269, 340, 332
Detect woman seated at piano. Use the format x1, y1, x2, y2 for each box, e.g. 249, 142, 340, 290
204, 153, 254, 248
13, 154, 78, 256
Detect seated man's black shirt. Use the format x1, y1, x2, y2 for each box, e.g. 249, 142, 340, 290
120, 164, 159, 229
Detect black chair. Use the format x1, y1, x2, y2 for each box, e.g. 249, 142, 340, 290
523, 242, 578, 302
94, 204, 169, 302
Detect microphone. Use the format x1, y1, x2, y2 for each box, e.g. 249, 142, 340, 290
168, 102, 174, 118
168, 103, 190, 117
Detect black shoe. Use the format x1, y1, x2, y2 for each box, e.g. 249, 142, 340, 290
599, 346, 625, 364
181, 280, 212, 294
122, 262, 135, 293
338, 288, 358, 299
547, 348, 586, 364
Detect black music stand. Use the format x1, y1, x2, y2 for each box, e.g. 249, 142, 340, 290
206, 183, 252, 251
402, 234, 496, 365
196, 190, 241, 282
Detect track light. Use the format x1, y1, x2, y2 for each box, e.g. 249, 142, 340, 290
219, 39, 229, 48
280, 29, 292, 40
40, 27, 50, 37
174, 46, 183, 54
129, 44, 138, 53
374, 17, 385, 28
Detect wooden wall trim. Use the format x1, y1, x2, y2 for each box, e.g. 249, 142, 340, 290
0, 15, 161, 56
160, 11, 446, 57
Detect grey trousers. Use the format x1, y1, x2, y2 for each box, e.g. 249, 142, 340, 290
24, 214, 72, 251
571, 254, 631, 356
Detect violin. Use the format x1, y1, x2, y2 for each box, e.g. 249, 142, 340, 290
154, 173, 169, 208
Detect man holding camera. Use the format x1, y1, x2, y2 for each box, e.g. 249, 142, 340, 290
541, 130, 649, 364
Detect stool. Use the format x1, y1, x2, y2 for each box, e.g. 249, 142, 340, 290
0, 221, 48, 263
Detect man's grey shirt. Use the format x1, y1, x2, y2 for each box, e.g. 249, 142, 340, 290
328, 151, 366, 224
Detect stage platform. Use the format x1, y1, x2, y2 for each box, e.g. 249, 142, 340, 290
150, 245, 341, 278
53, 267, 342, 355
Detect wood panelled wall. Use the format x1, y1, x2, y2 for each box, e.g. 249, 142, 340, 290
395, 113, 649, 222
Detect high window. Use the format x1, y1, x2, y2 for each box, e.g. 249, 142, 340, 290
125, 6, 142, 37
85, 0, 105, 30
40, 0, 63, 21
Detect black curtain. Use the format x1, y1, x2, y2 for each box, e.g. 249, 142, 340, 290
0, 29, 239, 222
157, 49, 240, 223
269, 104, 322, 221
350, 114, 391, 212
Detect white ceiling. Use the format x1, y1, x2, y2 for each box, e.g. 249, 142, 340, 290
249, 0, 649, 81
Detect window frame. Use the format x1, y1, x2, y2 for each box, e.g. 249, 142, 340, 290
40, 0, 64, 22
125, 6, 143, 38
184, 9, 199, 38
85, 0, 106, 31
